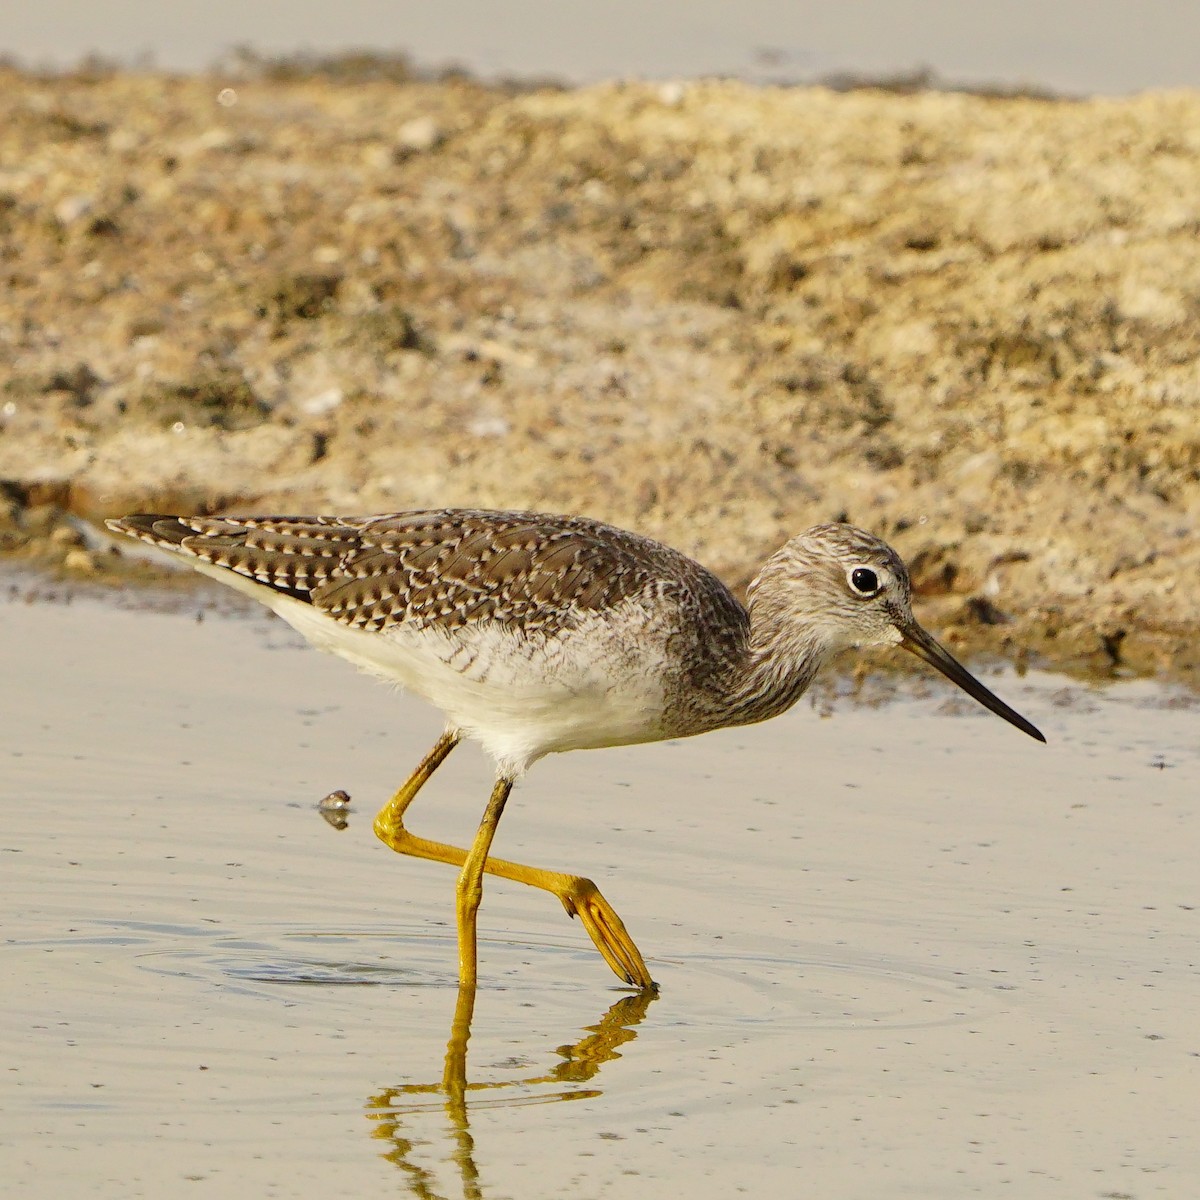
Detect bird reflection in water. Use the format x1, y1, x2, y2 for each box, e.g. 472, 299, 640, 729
366, 985, 656, 1195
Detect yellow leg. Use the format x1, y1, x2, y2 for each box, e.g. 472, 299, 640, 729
374, 729, 462, 827
441, 778, 512, 1101
455, 777, 512, 988
374, 737, 655, 990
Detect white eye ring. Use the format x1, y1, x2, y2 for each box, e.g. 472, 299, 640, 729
848, 566, 881, 596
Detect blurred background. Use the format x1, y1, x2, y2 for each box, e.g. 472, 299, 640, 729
6, 0, 1200, 94
3, 2, 1199, 682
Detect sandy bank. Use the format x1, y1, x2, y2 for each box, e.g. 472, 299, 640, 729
1, 67, 1197, 681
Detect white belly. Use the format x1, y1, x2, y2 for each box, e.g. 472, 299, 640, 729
247, 583, 671, 777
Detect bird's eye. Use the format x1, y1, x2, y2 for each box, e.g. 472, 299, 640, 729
849, 567, 880, 596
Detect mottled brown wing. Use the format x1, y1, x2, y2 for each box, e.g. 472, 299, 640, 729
310, 510, 669, 634
108, 509, 680, 637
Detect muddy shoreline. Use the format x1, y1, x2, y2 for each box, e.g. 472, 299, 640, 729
1, 67, 1197, 683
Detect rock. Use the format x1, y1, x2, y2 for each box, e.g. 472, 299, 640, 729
396, 116, 444, 155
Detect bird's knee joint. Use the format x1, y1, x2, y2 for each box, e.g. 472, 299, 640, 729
369, 806, 408, 844
455, 876, 484, 911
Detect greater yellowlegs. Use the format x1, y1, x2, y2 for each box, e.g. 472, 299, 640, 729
107, 509, 1044, 990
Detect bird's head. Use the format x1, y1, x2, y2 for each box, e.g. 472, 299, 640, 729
749, 523, 1045, 742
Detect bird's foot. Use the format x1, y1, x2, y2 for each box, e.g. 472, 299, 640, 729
559, 876, 656, 991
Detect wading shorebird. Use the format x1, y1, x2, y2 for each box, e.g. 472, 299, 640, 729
107, 509, 1044, 990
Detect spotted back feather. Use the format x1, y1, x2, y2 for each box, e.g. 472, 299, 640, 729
106, 509, 721, 638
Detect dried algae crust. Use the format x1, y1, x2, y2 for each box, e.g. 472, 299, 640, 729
0, 68, 1197, 682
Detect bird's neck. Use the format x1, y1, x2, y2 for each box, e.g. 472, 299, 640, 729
713, 588, 834, 729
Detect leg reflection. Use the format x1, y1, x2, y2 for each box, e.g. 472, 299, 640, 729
442, 977, 477, 1109
367, 986, 658, 1194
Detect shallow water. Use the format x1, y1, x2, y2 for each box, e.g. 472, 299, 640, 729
2, 583, 1197, 1197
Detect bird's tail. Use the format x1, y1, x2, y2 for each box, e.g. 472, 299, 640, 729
106, 515, 194, 549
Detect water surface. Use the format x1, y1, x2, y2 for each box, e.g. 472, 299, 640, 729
5, 1, 1200, 94
2, 585, 1197, 1197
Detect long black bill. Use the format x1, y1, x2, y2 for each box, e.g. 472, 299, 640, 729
898, 621, 1046, 743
